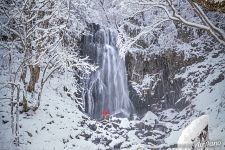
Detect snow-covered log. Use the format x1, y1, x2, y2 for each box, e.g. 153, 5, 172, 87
177, 115, 208, 150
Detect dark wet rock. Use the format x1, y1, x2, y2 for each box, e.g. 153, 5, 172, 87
2, 120, 9, 124
210, 73, 224, 86
104, 124, 112, 130
112, 119, 121, 124
212, 50, 224, 58
101, 137, 112, 146
114, 142, 123, 149
92, 138, 101, 144
154, 124, 169, 133
75, 135, 80, 139
143, 138, 158, 145
197, 65, 206, 68
63, 86, 68, 92
80, 132, 92, 140
155, 133, 166, 140
143, 131, 153, 137
62, 138, 69, 144
47, 120, 54, 124
72, 127, 78, 131
56, 114, 64, 118
78, 105, 83, 112
69, 135, 74, 139
49, 113, 53, 118
101, 120, 110, 125
112, 122, 120, 129
66, 93, 71, 97
88, 123, 97, 131
135, 130, 145, 139
121, 144, 132, 149
82, 116, 88, 120
25, 131, 33, 137
134, 122, 145, 130
79, 120, 86, 127
117, 130, 125, 136
125, 51, 204, 114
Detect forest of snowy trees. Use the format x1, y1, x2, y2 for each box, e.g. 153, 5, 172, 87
0, 0, 225, 149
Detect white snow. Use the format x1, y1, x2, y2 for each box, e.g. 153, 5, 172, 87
119, 118, 131, 129
1, 0, 225, 149
177, 115, 208, 149
141, 111, 158, 126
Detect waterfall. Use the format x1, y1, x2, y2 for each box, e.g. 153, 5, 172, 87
82, 25, 134, 119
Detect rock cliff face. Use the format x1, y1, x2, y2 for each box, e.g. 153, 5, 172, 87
125, 50, 205, 115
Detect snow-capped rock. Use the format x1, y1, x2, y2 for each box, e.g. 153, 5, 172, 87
177, 115, 208, 150
141, 111, 158, 126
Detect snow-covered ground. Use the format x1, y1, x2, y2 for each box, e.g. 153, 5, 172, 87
1, 48, 225, 150
0, 27, 224, 150
165, 48, 225, 149
1, 0, 225, 149
0, 75, 172, 150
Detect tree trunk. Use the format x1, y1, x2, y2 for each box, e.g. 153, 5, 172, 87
22, 93, 28, 112
15, 86, 20, 147
9, 54, 15, 135
27, 65, 40, 92
193, 0, 225, 12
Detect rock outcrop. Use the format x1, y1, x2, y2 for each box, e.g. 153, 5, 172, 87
125, 50, 205, 115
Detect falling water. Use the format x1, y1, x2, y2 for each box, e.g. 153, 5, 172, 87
82, 25, 134, 119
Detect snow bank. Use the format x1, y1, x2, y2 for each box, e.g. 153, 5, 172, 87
177, 115, 208, 149
141, 111, 158, 126
119, 118, 131, 129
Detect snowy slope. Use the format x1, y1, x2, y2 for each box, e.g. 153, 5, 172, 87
164, 46, 225, 149
0, 74, 175, 150
1, 45, 225, 150
1, 76, 99, 150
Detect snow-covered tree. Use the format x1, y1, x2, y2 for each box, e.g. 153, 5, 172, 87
0, 0, 96, 145
193, 0, 225, 12
112, 0, 225, 56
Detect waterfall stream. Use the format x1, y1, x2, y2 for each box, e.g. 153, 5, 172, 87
82, 26, 134, 119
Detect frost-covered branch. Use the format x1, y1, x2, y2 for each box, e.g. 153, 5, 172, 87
118, 0, 225, 55
0, 0, 95, 112
118, 18, 170, 56
166, 0, 225, 45
193, 0, 225, 12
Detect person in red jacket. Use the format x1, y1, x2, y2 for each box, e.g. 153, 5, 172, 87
102, 109, 109, 120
